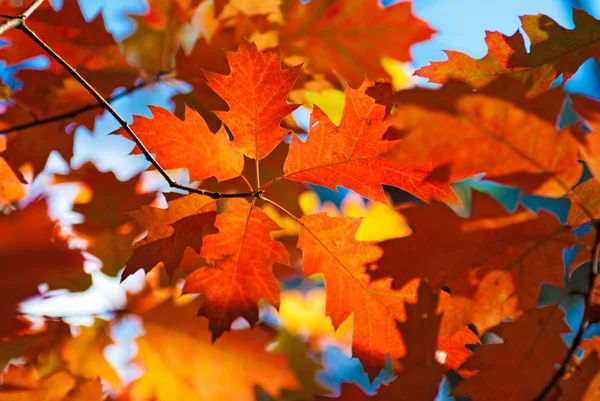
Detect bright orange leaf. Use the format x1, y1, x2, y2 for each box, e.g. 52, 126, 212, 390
121, 105, 244, 183
297, 213, 417, 379
204, 39, 301, 159
183, 198, 289, 340
283, 80, 458, 204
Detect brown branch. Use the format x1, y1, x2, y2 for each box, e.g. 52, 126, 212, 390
0, 0, 44, 35
14, 21, 261, 200
532, 220, 600, 401
0, 71, 173, 135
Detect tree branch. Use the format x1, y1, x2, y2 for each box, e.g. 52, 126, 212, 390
0, 0, 44, 35
15, 21, 261, 200
532, 220, 600, 401
0, 71, 173, 135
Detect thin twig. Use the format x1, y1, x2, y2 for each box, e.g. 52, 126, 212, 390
0, 0, 44, 35
532, 220, 600, 401
16, 22, 260, 200
1, 71, 172, 135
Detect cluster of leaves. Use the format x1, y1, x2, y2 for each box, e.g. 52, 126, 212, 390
1, 0, 600, 400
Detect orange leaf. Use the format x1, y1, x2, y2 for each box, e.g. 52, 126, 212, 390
297, 213, 416, 379
183, 198, 289, 340
566, 178, 600, 226
439, 270, 520, 336
0, 200, 88, 338
571, 94, 600, 194
279, 0, 434, 87
283, 81, 458, 204
0, 137, 24, 203
415, 10, 600, 96
389, 79, 582, 197
126, 298, 299, 401
386, 78, 583, 197
123, 194, 217, 280
205, 40, 301, 159
453, 305, 570, 401
372, 190, 580, 315
122, 105, 244, 183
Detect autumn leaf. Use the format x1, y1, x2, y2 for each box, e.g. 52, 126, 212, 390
183, 198, 289, 340
372, 282, 445, 401
415, 9, 600, 96
453, 305, 570, 401
297, 213, 417, 379
0, 365, 95, 401
438, 270, 520, 336
120, 105, 244, 183
204, 39, 301, 159
385, 78, 583, 197
123, 194, 217, 280
279, 0, 434, 87
571, 94, 600, 193
0, 136, 24, 203
566, 178, 600, 226
372, 190, 581, 319
282, 80, 458, 204
125, 298, 299, 401
0, 200, 88, 338
55, 163, 155, 276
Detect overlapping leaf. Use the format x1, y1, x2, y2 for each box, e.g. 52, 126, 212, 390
416, 9, 600, 96
123, 194, 217, 280
204, 40, 301, 159
283, 81, 458, 204
279, 0, 434, 87
183, 198, 289, 340
297, 213, 417, 379
121, 105, 244, 183
571, 94, 600, 191
372, 190, 582, 317
386, 78, 583, 197
454, 305, 569, 401
374, 282, 446, 401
